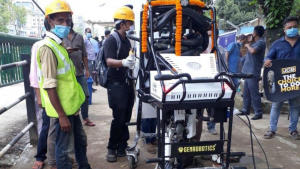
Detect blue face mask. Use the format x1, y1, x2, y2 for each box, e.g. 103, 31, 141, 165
51, 25, 71, 39
86, 33, 92, 38
286, 28, 299, 38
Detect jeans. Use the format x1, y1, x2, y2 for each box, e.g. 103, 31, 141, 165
76, 76, 90, 120
141, 118, 157, 144
55, 115, 91, 169
206, 108, 216, 130
88, 60, 98, 85
242, 77, 263, 116
207, 121, 216, 130
47, 118, 56, 167
269, 96, 300, 132
232, 78, 240, 89
35, 109, 49, 162
107, 81, 135, 151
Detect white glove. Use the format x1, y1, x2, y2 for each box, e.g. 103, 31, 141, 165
122, 55, 135, 69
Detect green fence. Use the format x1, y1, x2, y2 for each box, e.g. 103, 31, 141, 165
0, 33, 39, 87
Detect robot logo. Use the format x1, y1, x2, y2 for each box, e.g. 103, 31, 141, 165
178, 147, 184, 153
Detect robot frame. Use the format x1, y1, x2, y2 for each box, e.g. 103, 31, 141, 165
125, 0, 252, 169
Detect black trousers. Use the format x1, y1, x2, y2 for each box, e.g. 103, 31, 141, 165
106, 81, 135, 150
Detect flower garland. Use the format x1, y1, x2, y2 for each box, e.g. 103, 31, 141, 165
151, 0, 176, 6
141, 0, 206, 55
175, 0, 182, 56
141, 3, 149, 53
189, 0, 205, 8
210, 9, 214, 51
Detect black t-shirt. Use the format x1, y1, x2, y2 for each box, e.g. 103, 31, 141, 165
103, 31, 131, 82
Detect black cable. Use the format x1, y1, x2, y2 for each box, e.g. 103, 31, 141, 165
245, 115, 256, 169
236, 115, 270, 169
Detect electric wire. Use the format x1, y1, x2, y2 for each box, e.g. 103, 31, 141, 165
236, 115, 270, 169
245, 115, 257, 169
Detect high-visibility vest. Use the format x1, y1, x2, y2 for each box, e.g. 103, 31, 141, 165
36, 37, 85, 118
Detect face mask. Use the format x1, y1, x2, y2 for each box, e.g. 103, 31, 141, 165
286, 28, 299, 38
51, 25, 70, 39
86, 33, 92, 38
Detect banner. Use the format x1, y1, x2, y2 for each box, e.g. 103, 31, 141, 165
263, 59, 300, 102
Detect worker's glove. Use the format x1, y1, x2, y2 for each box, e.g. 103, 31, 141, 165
122, 55, 135, 69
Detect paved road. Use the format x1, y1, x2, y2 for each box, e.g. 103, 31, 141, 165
1, 84, 299, 169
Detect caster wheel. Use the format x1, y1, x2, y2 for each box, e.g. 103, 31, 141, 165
128, 156, 137, 169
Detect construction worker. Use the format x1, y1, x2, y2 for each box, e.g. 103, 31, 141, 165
103, 6, 135, 162
30, 21, 54, 169
37, 0, 91, 168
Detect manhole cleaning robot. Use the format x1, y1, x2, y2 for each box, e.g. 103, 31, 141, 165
125, 0, 252, 169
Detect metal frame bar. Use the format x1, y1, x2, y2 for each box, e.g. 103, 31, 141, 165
0, 92, 30, 115
0, 122, 34, 158
21, 54, 38, 145
0, 60, 28, 71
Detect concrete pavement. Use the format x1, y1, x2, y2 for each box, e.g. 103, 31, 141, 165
1, 84, 299, 169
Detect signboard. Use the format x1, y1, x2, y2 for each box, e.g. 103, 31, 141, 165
171, 140, 223, 157
218, 31, 237, 49
263, 59, 300, 102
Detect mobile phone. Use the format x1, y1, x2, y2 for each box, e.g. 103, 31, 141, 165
67, 47, 79, 53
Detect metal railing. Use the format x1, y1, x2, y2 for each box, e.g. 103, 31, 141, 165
0, 52, 38, 158
0, 32, 39, 87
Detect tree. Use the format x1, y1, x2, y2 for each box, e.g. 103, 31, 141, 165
0, 0, 12, 33
12, 5, 27, 35
256, 0, 294, 47
217, 0, 258, 30
290, 0, 300, 18
0, 0, 27, 34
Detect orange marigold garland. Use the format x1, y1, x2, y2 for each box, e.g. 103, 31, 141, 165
189, 0, 205, 8
141, 0, 206, 54
151, 0, 176, 6
210, 9, 214, 51
175, 0, 182, 56
141, 3, 149, 53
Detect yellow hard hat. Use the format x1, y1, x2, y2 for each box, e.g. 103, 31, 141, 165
113, 6, 135, 22
45, 0, 73, 17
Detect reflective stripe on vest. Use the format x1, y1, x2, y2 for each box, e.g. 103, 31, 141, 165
46, 39, 71, 75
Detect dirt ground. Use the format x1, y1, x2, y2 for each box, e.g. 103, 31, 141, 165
1, 83, 300, 169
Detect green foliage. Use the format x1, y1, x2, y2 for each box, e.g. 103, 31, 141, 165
256, 0, 294, 30
0, 0, 11, 33
290, 0, 300, 18
264, 0, 294, 29
0, 0, 27, 34
216, 0, 258, 30
12, 5, 27, 33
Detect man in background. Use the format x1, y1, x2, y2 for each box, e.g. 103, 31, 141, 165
84, 28, 100, 87
263, 16, 300, 140
63, 22, 95, 126
240, 25, 266, 120
225, 34, 247, 88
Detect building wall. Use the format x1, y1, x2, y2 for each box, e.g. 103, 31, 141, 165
8, 0, 45, 38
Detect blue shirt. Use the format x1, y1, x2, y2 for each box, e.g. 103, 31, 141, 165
226, 42, 241, 73
266, 36, 300, 60
242, 38, 266, 77
84, 37, 100, 61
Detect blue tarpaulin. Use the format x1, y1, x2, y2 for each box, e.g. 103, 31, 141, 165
240, 26, 254, 35
218, 31, 236, 48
